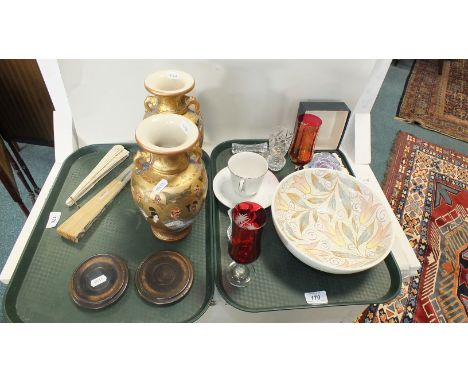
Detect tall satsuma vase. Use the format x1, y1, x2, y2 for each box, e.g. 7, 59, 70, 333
131, 113, 208, 242
143, 69, 204, 155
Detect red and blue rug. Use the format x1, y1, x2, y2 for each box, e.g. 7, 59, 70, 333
358, 131, 467, 323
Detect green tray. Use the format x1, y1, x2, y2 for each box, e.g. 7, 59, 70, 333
3, 144, 214, 322
211, 139, 402, 313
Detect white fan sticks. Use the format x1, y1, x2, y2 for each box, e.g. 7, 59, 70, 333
57, 164, 133, 243
65, 145, 129, 207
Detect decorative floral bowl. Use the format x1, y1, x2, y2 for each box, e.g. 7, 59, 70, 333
271, 168, 394, 274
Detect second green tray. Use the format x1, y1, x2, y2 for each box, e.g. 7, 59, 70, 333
211, 139, 402, 313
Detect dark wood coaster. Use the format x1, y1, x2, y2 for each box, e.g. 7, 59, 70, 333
69, 254, 129, 310
135, 250, 193, 305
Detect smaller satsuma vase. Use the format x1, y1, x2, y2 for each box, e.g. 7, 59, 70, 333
143, 69, 204, 158
131, 113, 208, 242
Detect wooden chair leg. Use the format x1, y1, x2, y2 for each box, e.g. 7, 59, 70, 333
0, 169, 30, 216
5, 138, 41, 195
6, 149, 36, 205
11, 141, 21, 152
16, 199, 30, 216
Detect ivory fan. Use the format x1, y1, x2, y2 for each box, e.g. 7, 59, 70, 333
65, 145, 129, 207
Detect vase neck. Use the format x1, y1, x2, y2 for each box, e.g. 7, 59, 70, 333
148, 151, 189, 175
154, 94, 188, 114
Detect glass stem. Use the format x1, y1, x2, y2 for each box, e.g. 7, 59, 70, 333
267, 154, 286, 171
294, 165, 303, 171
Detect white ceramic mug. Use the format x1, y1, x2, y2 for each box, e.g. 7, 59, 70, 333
228, 152, 268, 197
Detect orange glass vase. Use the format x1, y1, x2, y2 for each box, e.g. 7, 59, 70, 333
288, 113, 322, 168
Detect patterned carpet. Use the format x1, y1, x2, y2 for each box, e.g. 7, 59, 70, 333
358, 131, 468, 323
396, 60, 468, 142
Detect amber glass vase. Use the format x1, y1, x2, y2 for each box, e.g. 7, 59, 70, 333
288, 114, 322, 169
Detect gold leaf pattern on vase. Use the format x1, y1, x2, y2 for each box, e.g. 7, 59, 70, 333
131, 115, 208, 242
272, 169, 394, 273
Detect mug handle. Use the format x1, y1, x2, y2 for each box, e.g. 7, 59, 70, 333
185, 96, 200, 113
238, 178, 246, 194
144, 95, 158, 113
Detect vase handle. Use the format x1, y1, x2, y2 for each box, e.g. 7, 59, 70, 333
185, 96, 200, 113
136, 151, 154, 163
144, 95, 158, 113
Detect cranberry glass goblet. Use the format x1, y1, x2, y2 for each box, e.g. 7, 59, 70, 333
227, 201, 267, 287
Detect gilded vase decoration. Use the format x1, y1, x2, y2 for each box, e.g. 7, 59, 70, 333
131, 113, 208, 242
143, 69, 204, 157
